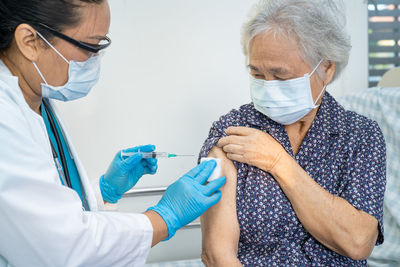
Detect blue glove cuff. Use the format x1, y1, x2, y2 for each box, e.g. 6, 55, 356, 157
147, 206, 180, 241
99, 175, 122, 204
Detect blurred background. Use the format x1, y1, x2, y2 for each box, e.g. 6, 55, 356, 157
54, 0, 399, 265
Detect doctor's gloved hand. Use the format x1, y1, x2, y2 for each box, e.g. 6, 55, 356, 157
147, 160, 226, 240
100, 144, 158, 203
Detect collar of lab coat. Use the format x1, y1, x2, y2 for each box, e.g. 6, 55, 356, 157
0, 59, 12, 76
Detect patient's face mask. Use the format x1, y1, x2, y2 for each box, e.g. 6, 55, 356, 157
250, 60, 326, 125
32, 31, 101, 102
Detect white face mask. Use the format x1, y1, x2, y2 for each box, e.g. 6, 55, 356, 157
250, 60, 326, 125
32, 31, 101, 102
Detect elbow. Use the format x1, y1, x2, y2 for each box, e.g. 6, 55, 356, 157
347, 248, 372, 261
201, 252, 209, 267
201, 250, 221, 267
344, 234, 375, 260
339, 215, 379, 261
201, 251, 213, 267
201, 250, 241, 267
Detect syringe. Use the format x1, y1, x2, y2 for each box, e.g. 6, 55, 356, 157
121, 151, 194, 159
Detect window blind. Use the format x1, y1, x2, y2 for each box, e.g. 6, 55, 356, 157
368, 0, 400, 87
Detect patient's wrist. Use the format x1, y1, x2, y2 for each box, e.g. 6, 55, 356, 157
270, 152, 297, 186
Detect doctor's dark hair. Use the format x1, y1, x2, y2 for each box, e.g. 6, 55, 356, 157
0, 0, 104, 51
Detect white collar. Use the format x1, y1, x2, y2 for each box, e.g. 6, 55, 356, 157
0, 59, 13, 76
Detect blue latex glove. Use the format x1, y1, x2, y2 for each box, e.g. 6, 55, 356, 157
100, 144, 158, 203
148, 160, 226, 240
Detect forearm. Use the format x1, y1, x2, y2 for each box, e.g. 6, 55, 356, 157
201, 147, 241, 266
201, 207, 241, 267
143, 210, 169, 247
271, 154, 378, 260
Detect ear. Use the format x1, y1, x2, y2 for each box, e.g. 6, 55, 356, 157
322, 60, 336, 86
13, 24, 43, 62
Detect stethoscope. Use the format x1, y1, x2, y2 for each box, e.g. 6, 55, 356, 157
42, 100, 89, 210
43, 100, 72, 188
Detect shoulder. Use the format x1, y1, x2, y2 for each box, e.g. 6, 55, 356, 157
323, 93, 385, 153
0, 78, 27, 127
0, 75, 36, 148
0, 77, 51, 178
330, 90, 384, 140
344, 109, 383, 138
212, 103, 264, 128
217, 104, 251, 122
340, 107, 385, 154
326, 93, 381, 138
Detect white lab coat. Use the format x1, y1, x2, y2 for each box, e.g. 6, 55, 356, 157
0, 60, 153, 267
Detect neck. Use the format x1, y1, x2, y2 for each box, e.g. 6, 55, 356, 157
1, 53, 42, 115
284, 106, 320, 155
289, 105, 319, 130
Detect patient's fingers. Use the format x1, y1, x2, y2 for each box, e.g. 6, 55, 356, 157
226, 153, 245, 163
225, 126, 254, 136
217, 135, 244, 148
221, 144, 243, 154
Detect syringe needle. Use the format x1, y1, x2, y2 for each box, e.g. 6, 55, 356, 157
167, 154, 195, 158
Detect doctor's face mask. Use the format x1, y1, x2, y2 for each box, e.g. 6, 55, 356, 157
250, 60, 326, 125
32, 31, 102, 102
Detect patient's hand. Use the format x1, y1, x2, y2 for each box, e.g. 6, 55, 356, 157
200, 147, 242, 267
217, 126, 286, 176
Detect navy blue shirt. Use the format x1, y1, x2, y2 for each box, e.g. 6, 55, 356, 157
199, 93, 386, 266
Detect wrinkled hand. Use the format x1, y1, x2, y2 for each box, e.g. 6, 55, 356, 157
148, 160, 226, 240
100, 144, 158, 203
217, 127, 286, 174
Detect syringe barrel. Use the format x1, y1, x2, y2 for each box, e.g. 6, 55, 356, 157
141, 152, 156, 158
140, 152, 169, 158
121, 151, 169, 159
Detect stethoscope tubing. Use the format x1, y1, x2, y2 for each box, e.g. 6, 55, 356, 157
43, 100, 72, 188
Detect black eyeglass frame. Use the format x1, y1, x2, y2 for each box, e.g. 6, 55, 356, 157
36, 23, 111, 54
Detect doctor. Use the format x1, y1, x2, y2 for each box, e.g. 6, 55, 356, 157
0, 0, 226, 266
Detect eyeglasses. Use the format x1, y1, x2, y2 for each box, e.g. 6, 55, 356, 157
37, 23, 111, 54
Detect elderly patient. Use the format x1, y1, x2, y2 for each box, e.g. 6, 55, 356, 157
198, 0, 386, 266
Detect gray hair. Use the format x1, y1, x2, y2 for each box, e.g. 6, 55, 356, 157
241, 0, 352, 81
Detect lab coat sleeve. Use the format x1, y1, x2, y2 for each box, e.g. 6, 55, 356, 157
91, 176, 119, 211
0, 96, 153, 266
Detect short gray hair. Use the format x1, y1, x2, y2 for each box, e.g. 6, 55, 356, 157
241, 0, 352, 81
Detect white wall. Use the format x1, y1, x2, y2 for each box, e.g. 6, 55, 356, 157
329, 0, 369, 97
56, 0, 369, 263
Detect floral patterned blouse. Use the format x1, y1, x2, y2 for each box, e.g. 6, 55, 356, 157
199, 93, 386, 266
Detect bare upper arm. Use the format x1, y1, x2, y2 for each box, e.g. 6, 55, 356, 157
201, 146, 240, 260
207, 146, 237, 180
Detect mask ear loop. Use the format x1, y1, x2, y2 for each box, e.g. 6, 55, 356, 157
310, 59, 326, 108
33, 31, 71, 87
32, 62, 48, 84
314, 84, 327, 108
36, 31, 70, 64
310, 59, 324, 76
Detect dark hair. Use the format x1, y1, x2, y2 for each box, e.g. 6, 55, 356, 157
0, 0, 104, 51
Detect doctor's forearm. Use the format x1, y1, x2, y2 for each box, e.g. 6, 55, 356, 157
144, 210, 169, 247
270, 154, 378, 260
